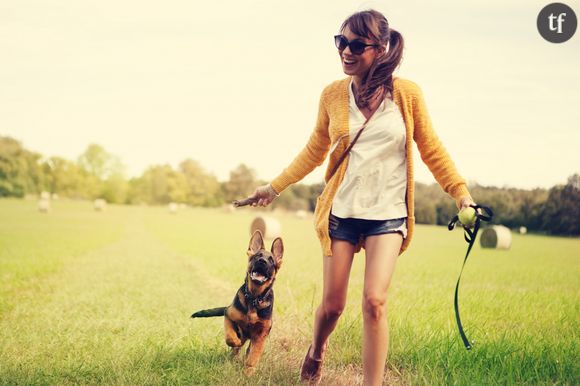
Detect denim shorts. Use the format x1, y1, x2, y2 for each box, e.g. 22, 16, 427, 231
328, 213, 408, 245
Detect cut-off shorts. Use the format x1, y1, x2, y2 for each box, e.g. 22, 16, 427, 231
328, 213, 408, 246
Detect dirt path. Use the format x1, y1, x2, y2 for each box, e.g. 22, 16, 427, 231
0, 213, 233, 380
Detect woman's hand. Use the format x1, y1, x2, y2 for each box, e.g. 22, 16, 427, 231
249, 184, 279, 207
459, 196, 482, 216
459, 196, 475, 210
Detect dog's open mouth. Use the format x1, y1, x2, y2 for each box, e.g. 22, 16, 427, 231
250, 263, 270, 284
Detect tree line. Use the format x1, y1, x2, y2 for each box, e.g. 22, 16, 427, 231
1, 135, 578, 236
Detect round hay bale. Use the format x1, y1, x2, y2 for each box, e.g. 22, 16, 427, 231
94, 198, 107, 211
519, 226, 527, 235
223, 204, 235, 213
40, 191, 51, 200
295, 210, 307, 219
250, 216, 282, 239
38, 198, 50, 213
168, 202, 178, 214
480, 225, 512, 249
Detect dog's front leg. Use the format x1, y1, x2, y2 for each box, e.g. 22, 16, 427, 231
243, 335, 267, 376
224, 315, 244, 348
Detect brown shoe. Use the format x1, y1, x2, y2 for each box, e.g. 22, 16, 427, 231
300, 344, 324, 384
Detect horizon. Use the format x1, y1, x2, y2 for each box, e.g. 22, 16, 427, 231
3, 133, 575, 191
2, 0, 579, 191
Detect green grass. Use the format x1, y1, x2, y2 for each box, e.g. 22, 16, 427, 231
0, 198, 578, 385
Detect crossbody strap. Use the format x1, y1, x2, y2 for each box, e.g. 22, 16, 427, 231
327, 105, 379, 181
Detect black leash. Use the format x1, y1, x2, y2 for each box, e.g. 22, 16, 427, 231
447, 204, 493, 350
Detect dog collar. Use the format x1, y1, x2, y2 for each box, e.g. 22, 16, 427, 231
243, 279, 274, 308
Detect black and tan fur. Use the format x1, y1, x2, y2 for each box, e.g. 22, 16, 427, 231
191, 230, 283, 376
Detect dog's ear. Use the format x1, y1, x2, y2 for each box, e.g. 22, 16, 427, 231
271, 237, 284, 270
247, 230, 265, 257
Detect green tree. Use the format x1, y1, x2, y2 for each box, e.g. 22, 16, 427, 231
77, 144, 124, 180
179, 159, 222, 207
145, 165, 172, 204
222, 164, 256, 202
0, 136, 42, 197
101, 172, 129, 204
126, 177, 149, 205
77, 144, 128, 200
414, 182, 445, 224
272, 187, 309, 211
414, 195, 437, 224
128, 164, 188, 205
41, 156, 86, 198
539, 174, 580, 236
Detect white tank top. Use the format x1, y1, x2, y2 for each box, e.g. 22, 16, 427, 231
331, 80, 408, 220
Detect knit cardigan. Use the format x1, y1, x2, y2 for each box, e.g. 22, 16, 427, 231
271, 77, 472, 257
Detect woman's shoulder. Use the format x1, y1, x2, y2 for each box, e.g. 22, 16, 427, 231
321, 78, 350, 97
319, 76, 424, 96
316, 76, 425, 102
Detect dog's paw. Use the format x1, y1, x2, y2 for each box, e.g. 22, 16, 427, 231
225, 337, 242, 348
230, 347, 241, 358
243, 366, 256, 377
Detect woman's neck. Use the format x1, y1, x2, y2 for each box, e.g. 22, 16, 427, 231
351, 76, 364, 95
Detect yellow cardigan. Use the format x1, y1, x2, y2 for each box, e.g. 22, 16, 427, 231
271, 77, 472, 256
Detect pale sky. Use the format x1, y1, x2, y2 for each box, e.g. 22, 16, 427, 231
1, 0, 579, 189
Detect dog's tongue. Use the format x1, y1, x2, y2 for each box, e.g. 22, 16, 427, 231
251, 272, 266, 282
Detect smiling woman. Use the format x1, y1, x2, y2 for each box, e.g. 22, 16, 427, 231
247, 8, 477, 386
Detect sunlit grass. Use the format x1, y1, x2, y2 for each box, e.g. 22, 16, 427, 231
0, 199, 578, 385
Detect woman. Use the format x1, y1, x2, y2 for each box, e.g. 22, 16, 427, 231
249, 9, 476, 385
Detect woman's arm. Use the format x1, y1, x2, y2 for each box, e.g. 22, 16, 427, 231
412, 84, 473, 209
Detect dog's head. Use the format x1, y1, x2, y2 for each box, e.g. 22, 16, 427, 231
246, 230, 283, 294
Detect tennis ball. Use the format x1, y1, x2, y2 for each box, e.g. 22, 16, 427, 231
458, 207, 477, 228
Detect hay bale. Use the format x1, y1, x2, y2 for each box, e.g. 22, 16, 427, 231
94, 198, 107, 211
40, 191, 51, 200
295, 210, 307, 219
38, 198, 50, 213
223, 204, 235, 213
168, 202, 178, 214
519, 226, 527, 235
480, 225, 512, 249
250, 216, 281, 239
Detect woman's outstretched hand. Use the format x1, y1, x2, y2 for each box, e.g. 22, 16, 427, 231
459, 197, 475, 210
459, 196, 482, 215
248, 184, 279, 207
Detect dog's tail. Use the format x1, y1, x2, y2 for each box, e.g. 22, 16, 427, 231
191, 307, 227, 318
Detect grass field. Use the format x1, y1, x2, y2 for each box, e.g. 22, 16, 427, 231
0, 198, 578, 385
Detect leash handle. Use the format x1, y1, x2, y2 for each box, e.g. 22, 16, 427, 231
233, 197, 258, 207
448, 204, 493, 350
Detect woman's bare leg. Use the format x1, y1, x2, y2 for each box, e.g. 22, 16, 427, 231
361, 233, 403, 386
310, 239, 356, 359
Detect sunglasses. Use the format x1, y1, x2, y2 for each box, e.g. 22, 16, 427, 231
334, 34, 379, 55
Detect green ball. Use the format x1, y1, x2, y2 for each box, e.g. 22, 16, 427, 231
458, 207, 477, 228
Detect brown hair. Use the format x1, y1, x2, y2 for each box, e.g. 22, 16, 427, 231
340, 9, 404, 108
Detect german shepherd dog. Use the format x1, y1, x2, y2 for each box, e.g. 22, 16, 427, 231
191, 230, 283, 375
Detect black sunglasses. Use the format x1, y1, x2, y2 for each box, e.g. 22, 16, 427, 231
334, 34, 379, 55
